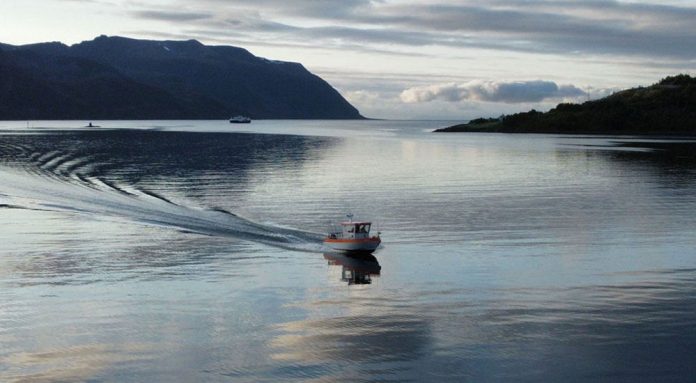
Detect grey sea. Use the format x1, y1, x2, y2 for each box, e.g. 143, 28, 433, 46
1, 120, 696, 382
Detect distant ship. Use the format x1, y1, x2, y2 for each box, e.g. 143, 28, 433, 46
229, 115, 251, 124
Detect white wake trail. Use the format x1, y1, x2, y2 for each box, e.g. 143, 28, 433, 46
0, 167, 324, 253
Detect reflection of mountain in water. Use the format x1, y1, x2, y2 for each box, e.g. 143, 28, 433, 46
559, 140, 696, 189
324, 252, 381, 285
0, 130, 335, 250
0, 129, 335, 192
607, 141, 696, 188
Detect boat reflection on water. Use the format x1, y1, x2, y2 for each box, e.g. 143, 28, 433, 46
323, 252, 381, 285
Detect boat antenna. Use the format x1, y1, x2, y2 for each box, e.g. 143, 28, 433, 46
346, 213, 353, 222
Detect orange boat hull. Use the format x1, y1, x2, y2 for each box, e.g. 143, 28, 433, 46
323, 237, 381, 252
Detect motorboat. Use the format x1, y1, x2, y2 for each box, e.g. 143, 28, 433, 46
229, 115, 251, 123
324, 214, 381, 253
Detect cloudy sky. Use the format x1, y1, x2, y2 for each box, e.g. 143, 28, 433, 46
1, 0, 695, 119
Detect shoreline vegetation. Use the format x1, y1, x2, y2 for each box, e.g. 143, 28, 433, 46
435, 74, 696, 135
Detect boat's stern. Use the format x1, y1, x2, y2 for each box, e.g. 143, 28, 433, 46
323, 236, 381, 253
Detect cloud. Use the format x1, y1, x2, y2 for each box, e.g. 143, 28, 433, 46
344, 90, 381, 105
131, 10, 213, 22
364, 2, 696, 59
189, 0, 375, 19
400, 80, 586, 104
122, 0, 696, 61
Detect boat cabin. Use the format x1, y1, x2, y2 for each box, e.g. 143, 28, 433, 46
325, 215, 381, 253
330, 221, 372, 239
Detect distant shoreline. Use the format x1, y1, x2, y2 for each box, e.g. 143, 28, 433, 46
433, 125, 696, 137
434, 74, 696, 136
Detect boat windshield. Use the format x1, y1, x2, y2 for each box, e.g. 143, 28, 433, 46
356, 224, 370, 233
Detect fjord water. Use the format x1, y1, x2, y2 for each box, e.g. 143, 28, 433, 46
1, 120, 696, 382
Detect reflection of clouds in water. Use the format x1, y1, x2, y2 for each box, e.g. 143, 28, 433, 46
271, 278, 433, 372
414, 269, 696, 381
265, 267, 696, 381
271, 314, 431, 368
1, 343, 152, 383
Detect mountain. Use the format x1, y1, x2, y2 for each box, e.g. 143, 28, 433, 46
0, 35, 363, 120
435, 75, 696, 135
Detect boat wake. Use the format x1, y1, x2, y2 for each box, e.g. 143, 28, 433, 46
0, 141, 324, 252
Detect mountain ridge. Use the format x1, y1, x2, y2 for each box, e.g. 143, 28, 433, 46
0, 35, 363, 120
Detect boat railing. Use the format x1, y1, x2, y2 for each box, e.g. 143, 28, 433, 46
327, 224, 343, 239
326, 221, 380, 240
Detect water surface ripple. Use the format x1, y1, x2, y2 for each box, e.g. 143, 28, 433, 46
1, 121, 696, 382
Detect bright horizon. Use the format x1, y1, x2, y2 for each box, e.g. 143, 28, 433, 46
1, 0, 695, 120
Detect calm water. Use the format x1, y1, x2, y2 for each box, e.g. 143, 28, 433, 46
1, 120, 696, 382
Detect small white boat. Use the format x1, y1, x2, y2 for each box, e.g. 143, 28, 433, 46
229, 115, 251, 123
324, 214, 381, 253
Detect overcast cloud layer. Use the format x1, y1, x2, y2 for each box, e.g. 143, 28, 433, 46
117, 0, 696, 58
1, 0, 695, 119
